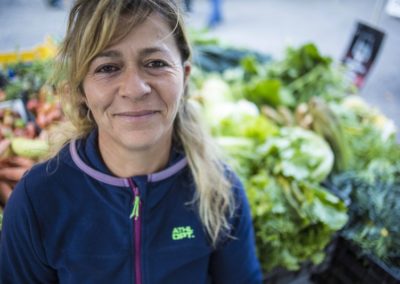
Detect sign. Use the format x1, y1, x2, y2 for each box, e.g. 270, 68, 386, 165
342, 22, 385, 88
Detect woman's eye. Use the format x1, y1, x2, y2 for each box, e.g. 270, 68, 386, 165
147, 60, 168, 68
95, 65, 119, 73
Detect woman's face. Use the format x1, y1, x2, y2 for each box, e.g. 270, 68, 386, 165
83, 13, 190, 155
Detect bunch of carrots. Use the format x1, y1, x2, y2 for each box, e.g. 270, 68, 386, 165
0, 87, 63, 207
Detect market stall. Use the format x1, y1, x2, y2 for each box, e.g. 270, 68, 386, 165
0, 35, 399, 283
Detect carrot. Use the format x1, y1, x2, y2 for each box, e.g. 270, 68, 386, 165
36, 113, 48, 129
0, 167, 28, 182
2, 156, 34, 168
26, 98, 39, 112
0, 90, 6, 101
25, 122, 36, 139
40, 102, 53, 115
46, 108, 62, 122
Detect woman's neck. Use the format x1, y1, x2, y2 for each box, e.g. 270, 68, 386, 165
98, 138, 171, 178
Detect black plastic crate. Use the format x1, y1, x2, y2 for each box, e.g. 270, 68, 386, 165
312, 237, 400, 284
264, 267, 311, 284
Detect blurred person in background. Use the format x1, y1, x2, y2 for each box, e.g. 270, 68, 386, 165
47, 0, 63, 8
183, 0, 192, 12
208, 0, 223, 28
0, 0, 262, 283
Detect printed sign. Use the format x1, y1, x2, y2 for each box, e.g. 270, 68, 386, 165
342, 22, 385, 88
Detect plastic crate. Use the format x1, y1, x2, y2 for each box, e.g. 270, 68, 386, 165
312, 237, 400, 284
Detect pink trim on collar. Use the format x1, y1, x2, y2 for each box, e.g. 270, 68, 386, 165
69, 139, 187, 186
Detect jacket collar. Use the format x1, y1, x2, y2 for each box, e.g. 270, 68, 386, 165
69, 130, 188, 187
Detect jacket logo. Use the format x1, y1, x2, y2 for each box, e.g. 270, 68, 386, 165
172, 226, 195, 240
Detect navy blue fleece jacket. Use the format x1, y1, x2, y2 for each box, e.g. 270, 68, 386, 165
0, 131, 262, 283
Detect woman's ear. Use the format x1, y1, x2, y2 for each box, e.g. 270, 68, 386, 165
183, 61, 191, 87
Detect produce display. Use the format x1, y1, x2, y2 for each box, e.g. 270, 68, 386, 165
0, 34, 399, 280
190, 37, 399, 276
0, 60, 63, 211
192, 43, 352, 271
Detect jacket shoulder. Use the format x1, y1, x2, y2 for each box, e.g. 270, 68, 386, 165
19, 143, 78, 194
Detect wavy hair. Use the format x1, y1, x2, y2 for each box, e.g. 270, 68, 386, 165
52, 0, 234, 246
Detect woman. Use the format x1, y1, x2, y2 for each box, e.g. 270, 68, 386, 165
0, 0, 262, 283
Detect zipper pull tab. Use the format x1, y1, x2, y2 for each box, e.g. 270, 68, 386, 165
130, 195, 140, 220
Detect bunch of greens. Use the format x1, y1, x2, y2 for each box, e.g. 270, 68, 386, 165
214, 124, 348, 272
240, 43, 353, 109
327, 160, 400, 268
245, 127, 348, 271
257, 127, 334, 183
192, 45, 350, 273
247, 172, 348, 271
189, 29, 271, 74
1, 60, 53, 100
331, 95, 400, 171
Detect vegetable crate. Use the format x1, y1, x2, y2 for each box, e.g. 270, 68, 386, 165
264, 266, 313, 284
311, 237, 400, 284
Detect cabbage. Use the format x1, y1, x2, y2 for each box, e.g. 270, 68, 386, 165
258, 127, 334, 182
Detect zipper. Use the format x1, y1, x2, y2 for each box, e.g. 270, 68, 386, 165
128, 178, 142, 284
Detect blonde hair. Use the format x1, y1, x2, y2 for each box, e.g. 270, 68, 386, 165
53, 0, 234, 246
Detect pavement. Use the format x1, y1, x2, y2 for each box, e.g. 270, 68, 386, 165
0, 0, 399, 140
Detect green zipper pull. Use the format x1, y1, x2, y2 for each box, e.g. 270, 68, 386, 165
130, 195, 140, 220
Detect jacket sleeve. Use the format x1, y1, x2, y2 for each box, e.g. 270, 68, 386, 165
0, 178, 58, 283
209, 174, 263, 284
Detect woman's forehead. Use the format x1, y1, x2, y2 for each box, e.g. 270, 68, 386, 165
109, 12, 175, 47
106, 14, 178, 52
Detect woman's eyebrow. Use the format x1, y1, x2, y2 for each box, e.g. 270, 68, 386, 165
139, 46, 170, 57
92, 46, 171, 61
93, 50, 122, 60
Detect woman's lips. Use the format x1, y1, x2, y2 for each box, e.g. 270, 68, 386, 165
113, 110, 159, 123
115, 110, 158, 117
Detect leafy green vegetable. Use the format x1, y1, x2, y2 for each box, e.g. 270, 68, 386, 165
244, 78, 295, 108
247, 172, 348, 271
2, 60, 53, 100
214, 104, 278, 141
331, 95, 400, 171
327, 160, 400, 268
216, 137, 258, 180
237, 43, 353, 109
257, 127, 334, 183
189, 29, 271, 73
276, 43, 332, 81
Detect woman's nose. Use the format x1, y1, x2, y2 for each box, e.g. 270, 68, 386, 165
118, 68, 151, 99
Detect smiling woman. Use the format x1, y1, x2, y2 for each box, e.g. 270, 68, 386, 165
82, 14, 189, 176
0, 1, 262, 283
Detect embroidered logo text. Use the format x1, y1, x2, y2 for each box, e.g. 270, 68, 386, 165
172, 226, 195, 240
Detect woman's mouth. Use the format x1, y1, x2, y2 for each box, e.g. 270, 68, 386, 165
113, 110, 159, 123
115, 110, 158, 117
